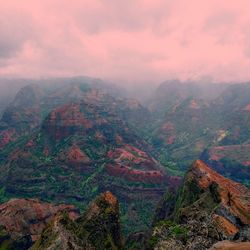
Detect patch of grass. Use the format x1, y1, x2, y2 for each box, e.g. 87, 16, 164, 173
148, 235, 159, 248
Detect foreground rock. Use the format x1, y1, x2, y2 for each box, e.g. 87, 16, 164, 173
32, 191, 123, 250
149, 160, 250, 250
0, 198, 79, 249
209, 240, 250, 250
0, 192, 123, 249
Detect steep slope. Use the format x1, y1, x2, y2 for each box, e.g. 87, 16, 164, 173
0, 84, 44, 148
0, 78, 34, 116
149, 160, 250, 250
31, 191, 123, 250
144, 82, 250, 178
0, 192, 123, 250
149, 97, 218, 170
210, 83, 250, 145
0, 98, 175, 234
0, 80, 147, 149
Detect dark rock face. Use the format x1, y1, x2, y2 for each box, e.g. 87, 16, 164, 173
148, 160, 250, 250
0, 225, 33, 250
76, 191, 123, 249
125, 232, 148, 250
152, 188, 177, 226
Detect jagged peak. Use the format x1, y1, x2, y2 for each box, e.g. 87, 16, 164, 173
183, 160, 250, 225
99, 191, 118, 207
189, 160, 250, 194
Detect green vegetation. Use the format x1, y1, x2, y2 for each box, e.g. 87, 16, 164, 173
1, 80, 249, 242
149, 220, 188, 248
0, 188, 7, 204
148, 235, 159, 248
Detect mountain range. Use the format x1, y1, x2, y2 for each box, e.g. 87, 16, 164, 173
0, 77, 249, 249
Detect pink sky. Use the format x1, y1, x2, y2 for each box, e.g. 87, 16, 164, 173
0, 0, 250, 84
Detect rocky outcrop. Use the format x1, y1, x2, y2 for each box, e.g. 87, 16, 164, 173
177, 160, 250, 226
149, 160, 250, 250
30, 213, 84, 250
42, 103, 93, 141
0, 192, 123, 249
209, 240, 250, 250
200, 144, 250, 187
58, 144, 91, 164
0, 198, 79, 242
32, 191, 123, 250
76, 191, 123, 249
105, 164, 166, 184
106, 144, 170, 184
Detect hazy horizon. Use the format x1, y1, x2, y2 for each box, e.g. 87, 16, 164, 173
1, 0, 250, 84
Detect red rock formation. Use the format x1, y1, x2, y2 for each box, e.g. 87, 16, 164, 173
59, 144, 90, 164
190, 160, 250, 225
0, 129, 16, 149
26, 139, 35, 147
43, 103, 93, 140
0, 198, 79, 241
106, 164, 166, 184
151, 161, 250, 250
107, 144, 156, 169
209, 241, 250, 250
32, 191, 123, 250
160, 122, 176, 145
106, 144, 171, 184
212, 214, 239, 236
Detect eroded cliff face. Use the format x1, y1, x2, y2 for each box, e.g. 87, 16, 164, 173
177, 160, 250, 226
0, 164, 249, 250
106, 144, 169, 184
149, 160, 250, 250
0, 192, 123, 250
31, 191, 123, 250
0, 99, 171, 235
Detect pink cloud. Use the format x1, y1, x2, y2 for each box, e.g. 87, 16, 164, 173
0, 0, 250, 84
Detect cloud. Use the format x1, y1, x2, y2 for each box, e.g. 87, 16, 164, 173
0, 8, 34, 59
0, 0, 250, 84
